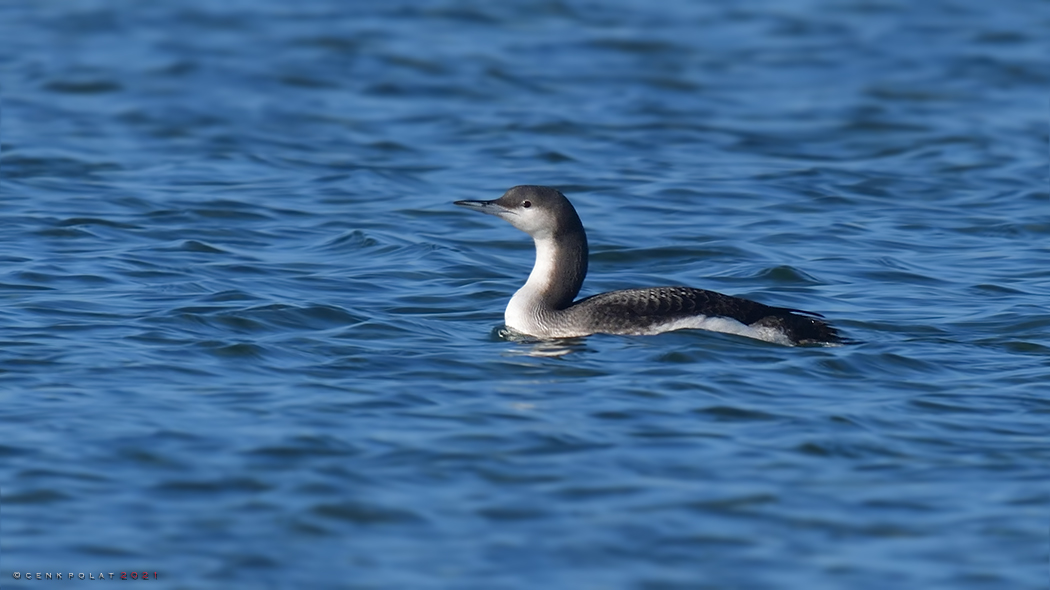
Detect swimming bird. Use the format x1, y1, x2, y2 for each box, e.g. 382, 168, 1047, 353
455, 186, 841, 346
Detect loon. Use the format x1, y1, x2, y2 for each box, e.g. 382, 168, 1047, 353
454, 185, 841, 346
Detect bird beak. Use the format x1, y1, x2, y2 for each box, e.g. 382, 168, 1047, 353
453, 199, 515, 217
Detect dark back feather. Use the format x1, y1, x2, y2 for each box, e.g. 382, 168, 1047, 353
570, 287, 840, 345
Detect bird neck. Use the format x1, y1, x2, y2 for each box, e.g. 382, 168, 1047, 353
507, 230, 588, 318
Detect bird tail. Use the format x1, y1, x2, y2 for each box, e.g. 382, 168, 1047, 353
752, 311, 842, 345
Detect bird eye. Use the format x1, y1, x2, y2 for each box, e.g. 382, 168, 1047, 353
522, 200, 532, 208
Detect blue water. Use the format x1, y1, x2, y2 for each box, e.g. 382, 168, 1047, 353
2, 1, 1047, 588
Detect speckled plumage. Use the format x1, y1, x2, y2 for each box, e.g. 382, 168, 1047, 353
455, 186, 841, 346
564, 287, 839, 344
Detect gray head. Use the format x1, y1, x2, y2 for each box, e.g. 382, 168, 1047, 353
454, 185, 585, 240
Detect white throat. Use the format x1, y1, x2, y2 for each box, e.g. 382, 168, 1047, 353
505, 236, 558, 333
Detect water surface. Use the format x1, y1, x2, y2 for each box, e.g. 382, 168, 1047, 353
2, 1, 1047, 588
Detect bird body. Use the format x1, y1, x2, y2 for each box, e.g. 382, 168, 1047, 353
455, 186, 840, 346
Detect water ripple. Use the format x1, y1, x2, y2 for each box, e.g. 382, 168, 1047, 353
1, 1, 1046, 588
